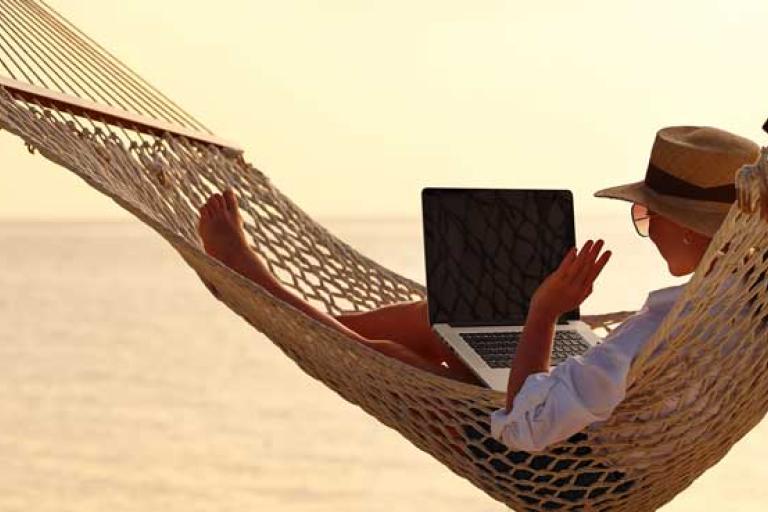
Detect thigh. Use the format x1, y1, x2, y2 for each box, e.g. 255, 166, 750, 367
337, 300, 481, 383
335, 300, 430, 346
336, 301, 449, 358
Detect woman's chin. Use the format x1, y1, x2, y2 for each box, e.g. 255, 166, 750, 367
666, 261, 684, 277
667, 263, 693, 277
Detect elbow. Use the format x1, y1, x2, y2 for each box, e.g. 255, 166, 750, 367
490, 412, 554, 453
495, 425, 552, 453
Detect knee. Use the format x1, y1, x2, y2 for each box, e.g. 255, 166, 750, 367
414, 299, 429, 322
412, 300, 435, 338
400, 299, 427, 323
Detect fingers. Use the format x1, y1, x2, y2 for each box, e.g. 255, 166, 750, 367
566, 239, 610, 287
558, 246, 578, 272
586, 248, 612, 285
578, 250, 611, 302
563, 239, 593, 280
576, 239, 603, 283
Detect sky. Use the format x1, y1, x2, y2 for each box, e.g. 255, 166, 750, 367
1, 0, 767, 220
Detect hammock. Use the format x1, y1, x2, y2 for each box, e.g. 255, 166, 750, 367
3, 2, 768, 510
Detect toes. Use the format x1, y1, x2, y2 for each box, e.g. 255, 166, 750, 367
202, 196, 215, 214
212, 193, 225, 211
200, 192, 232, 219
198, 206, 209, 227
206, 194, 221, 213
223, 188, 238, 211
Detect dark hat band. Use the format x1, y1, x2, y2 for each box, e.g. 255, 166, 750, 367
645, 162, 735, 203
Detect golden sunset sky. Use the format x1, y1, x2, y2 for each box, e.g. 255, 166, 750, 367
1, 0, 767, 220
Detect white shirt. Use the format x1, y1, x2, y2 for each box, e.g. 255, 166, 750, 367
489, 282, 692, 453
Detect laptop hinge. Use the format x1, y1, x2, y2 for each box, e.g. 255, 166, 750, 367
447, 318, 572, 328
447, 320, 523, 328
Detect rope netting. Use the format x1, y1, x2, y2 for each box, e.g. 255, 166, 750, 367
3, 2, 768, 510
0, 0, 206, 132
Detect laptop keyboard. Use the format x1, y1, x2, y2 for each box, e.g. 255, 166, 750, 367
459, 330, 591, 368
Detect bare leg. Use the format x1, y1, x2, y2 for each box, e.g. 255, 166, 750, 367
335, 301, 483, 386
197, 190, 376, 344
196, 189, 481, 386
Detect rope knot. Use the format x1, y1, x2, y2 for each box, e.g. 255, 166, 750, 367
154, 164, 169, 187
736, 147, 768, 221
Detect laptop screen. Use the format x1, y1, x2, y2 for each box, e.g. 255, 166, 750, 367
422, 188, 578, 327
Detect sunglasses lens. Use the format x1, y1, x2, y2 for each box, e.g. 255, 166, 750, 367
632, 203, 649, 237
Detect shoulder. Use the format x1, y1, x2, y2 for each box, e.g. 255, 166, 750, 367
585, 283, 687, 363
644, 282, 687, 313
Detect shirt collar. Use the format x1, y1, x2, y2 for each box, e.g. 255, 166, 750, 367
646, 282, 688, 311
646, 273, 740, 312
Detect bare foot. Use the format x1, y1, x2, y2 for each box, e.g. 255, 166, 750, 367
198, 188, 250, 266
197, 189, 274, 292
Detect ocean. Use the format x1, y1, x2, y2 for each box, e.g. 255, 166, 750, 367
1, 216, 767, 511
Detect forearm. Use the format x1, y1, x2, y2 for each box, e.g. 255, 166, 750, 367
505, 309, 557, 411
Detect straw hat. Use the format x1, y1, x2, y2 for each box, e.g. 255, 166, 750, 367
594, 126, 761, 237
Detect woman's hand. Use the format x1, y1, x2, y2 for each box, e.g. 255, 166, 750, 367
528, 239, 611, 321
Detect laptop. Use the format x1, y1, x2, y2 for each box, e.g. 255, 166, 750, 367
421, 187, 601, 391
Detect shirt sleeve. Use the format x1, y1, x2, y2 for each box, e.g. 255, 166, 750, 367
490, 311, 657, 452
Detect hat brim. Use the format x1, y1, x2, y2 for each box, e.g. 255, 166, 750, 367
594, 181, 734, 237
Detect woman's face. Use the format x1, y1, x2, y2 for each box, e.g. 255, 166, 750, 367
648, 209, 710, 276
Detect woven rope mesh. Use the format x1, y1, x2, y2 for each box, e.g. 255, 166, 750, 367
3, 1, 768, 509
4, 84, 768, 511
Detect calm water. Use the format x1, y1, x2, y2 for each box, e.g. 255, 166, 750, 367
2, 216, 768, 511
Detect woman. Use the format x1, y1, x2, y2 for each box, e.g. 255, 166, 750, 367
196, 125, 759, 451
489, 125, 759, 451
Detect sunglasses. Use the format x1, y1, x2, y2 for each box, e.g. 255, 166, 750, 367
631, 203, 656, 237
